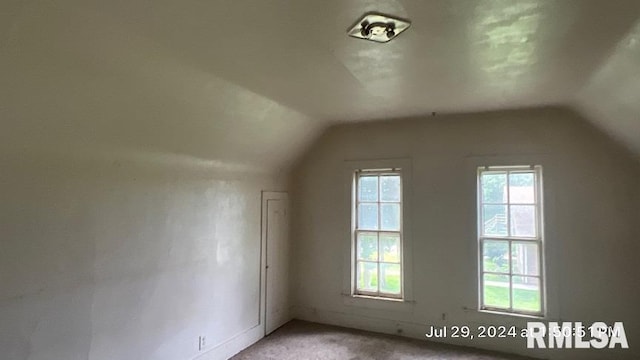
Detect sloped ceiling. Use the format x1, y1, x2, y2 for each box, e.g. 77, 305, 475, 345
574, 21, 640, 156
1, 0, 640, 171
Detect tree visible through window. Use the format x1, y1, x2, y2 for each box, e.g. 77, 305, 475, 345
478, 166, 544, 315
354, 169, 402, 298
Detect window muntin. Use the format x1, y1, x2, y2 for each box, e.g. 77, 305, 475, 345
478, 166, 544, 315
354, 169, 402, 298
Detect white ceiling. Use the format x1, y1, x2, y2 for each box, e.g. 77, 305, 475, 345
1, 0, 640, 170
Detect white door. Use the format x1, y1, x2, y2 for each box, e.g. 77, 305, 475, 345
262, 193, 290, 335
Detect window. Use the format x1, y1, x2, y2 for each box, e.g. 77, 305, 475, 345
478, 165, 544, 315
353, 169, 403, 298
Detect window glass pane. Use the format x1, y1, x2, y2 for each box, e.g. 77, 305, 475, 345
380, 175, 400, 202
482, 205, 507, 236
358, 176, 378, 202
380, 203, 400, 230
509, 172, 535, 204
483, 274, 510, 309
511, 242, 539, 276
510, 205, 536, 237
512, 276, 541, 312
380, 263, 401, 294
358, 204, 378, 230
357, 262, 378, 292
380, 233, 400, 262
482, 172, 507, 203
357, 233, 378, 261
482, 240, 509, 273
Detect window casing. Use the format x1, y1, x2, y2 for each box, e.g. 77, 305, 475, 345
353, 169, 403, 299
478, 165, 544, 316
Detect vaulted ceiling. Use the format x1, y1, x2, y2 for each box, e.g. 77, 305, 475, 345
2, 0, 639, 171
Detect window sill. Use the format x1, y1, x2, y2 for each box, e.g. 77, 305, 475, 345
353, 294, 404, 301
342, 293, 415, 312
477, 308, 545, 320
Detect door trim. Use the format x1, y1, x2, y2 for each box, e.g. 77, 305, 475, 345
260, 191, 288, 336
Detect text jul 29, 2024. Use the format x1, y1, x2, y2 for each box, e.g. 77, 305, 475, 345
425, 322, 629, 349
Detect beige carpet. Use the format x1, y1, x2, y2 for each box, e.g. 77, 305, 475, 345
232, 320, 536, 360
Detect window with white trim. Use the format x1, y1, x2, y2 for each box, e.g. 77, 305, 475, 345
478, 165, 544, 315
353, 169, 402, 298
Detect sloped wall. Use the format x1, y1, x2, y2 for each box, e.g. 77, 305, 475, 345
291, 107, 640, 360
575, 21, 640, 158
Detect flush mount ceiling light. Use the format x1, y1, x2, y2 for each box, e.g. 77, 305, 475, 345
347, 13, 411, 43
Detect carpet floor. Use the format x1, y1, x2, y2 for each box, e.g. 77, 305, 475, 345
231, 320, 536, 360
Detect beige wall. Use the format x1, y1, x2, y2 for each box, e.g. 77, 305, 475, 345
0, 149, 283, 360
291, 107, 640, 360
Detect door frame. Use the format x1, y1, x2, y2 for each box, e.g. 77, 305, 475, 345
260, 191, 289, 336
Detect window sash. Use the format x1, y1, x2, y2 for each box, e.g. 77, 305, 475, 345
479, 238, 544, 314
354, 170, 403, 298
478, 166, 544, 316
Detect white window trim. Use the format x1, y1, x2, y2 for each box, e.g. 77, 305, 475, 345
477, 164, 546, 317
354, 168, 403, 299
342, 159, 414, 308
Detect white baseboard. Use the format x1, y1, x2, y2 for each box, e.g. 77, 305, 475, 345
193, 324, 264, 360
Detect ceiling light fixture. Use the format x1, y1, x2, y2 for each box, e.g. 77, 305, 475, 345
347, 13, 411, 43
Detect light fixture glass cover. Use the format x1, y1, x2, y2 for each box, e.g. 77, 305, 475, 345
347, 13, 411, 43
